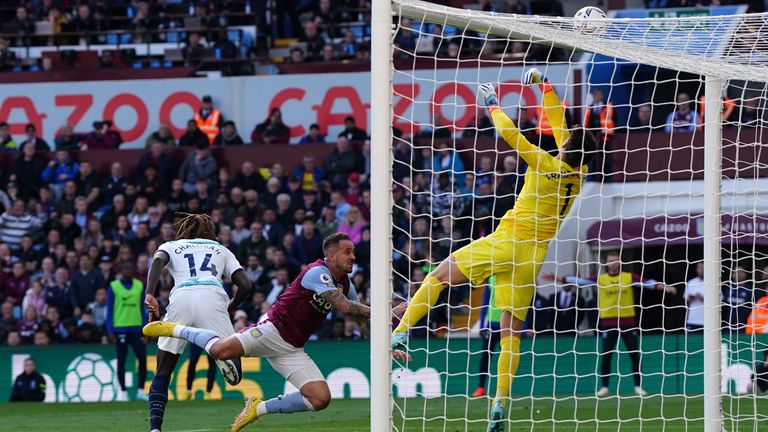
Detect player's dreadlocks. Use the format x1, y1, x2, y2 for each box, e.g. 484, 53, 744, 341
174, 213, 217, 241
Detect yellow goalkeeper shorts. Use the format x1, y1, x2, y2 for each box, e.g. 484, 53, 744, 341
452, 228, 549, 321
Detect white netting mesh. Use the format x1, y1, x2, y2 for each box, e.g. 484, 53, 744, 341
388, 2, 768, 431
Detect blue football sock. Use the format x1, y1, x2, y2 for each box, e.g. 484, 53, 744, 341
264, 392, 315, 414
177, 326, 219, 355
148, 374, 169, 431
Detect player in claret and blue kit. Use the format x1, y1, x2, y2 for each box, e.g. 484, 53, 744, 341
143, 232, 373, 432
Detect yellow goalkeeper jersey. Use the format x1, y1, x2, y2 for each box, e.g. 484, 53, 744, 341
490, 91, 588, 242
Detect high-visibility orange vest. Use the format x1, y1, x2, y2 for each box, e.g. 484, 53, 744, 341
194, 109, 221, 145
698, 95, 735, 129
535, 102, 568, 136
746, 296, 768, 335
584, 103, 615, 136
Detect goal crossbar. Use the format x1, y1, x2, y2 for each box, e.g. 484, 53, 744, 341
394, 0, 768, 83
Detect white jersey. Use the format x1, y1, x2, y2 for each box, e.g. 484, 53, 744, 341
156, 238, 243, 290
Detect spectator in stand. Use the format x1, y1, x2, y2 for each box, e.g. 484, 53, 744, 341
42, 151, 78, 190
264, 267, 291, 308
54, 121, 84, 151
74, 161, 101, 211
321, 44, 337, 62
665, 92, 699, 133
740, 98, 761, 126
106, 262, 147, 401
231, 215, 249, 244
684, 261, 705, 331
70, 254, 105, 318
144, 124, 176, 148
584, 88, 615, 142
433, 141, 466, 190
394, 18, 417, 57
88, 287, 108, 332
82, 120, 123, 150
182, 32, 208, 67
234, 161, 266, 193
179, 119, 209, 148
722, 264, 754, 331
17, 306, 41, 343
33, 330, 50, 346
19, 124, 49, 152
288, 216, 323, 269
100, 194, 128, 234
6, 261, 31, 308
275, 193, 294, 228
0, 200, 41, 250
9, 358, 45, 402
325, 135, 365, 189
260, 209, 285, 246
243, 254, 268, 286
630, 104, 655, 132
344, 172, 363, 206
341, 116, 368, 142
179, 140, 217, 195
67, 4, 96, 44
299, 123, 326, 144
293, 154, 324, 192
54, 180, 78, 216
340, 31, 358, 59
6, 330, 21, 346
544, 251, 675, 397
195, 95, 223, 145
22, 281, 46, 318
101, 162, 128, 205
240, 289, 268, 322
300, 189, 323, 216
45, 267, 73, 319
127, 196, 150, 232
289, 47, 305, 63
238, 222, 271, 262
137, 143, 174, 188
9, 143, 46, 201
337, 206, 367, 245
313, 0, 339, 38
251, 108, 290, 144
12, 6, 34, 45
213, 120, 244, 146
0, 122, 16, 151
301, 20, 326, 61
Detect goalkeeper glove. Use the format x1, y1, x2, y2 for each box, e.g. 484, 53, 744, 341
478, 83, 498, 107
523, 68, 554, 93
523, 68, 547, 85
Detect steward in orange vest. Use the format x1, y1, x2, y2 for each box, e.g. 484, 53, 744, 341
746, 296, 768, 335
698, 95, 736, 130
584, 89, 615, 138
194, 95, 223, 145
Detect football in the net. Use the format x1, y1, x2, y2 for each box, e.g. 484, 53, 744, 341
573, 6, 608, 34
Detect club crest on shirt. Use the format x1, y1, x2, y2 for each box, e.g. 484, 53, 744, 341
250, 328, 263, 338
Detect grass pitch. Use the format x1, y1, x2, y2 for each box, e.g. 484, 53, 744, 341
1, 396, 766, 432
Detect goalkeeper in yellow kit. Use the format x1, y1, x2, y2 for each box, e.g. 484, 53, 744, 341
391, 68, 597, 432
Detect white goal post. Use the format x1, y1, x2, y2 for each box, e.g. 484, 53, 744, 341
370, 2, 768, 431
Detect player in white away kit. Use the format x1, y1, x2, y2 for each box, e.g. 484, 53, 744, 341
143, 233, 401, 432
143, 213, 253, 432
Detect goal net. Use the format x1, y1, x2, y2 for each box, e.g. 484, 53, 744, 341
380, 1, 768, 431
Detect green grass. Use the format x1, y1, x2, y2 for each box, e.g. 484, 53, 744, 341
1, 396, 766, 432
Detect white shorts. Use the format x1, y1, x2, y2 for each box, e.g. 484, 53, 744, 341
158, 286, 234, 355
234, 321, 324, 389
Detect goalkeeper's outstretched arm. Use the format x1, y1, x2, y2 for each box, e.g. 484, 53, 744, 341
523, 68, 571, 149
478, 83, 548, 170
